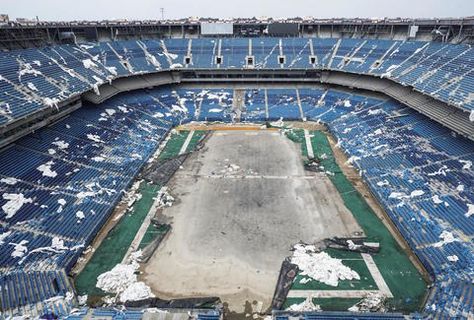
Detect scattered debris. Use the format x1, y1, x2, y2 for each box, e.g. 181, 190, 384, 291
125, 296, 221, 309
86, 134, 104, 143
270, 117, 285, 128
77, 295, 88, 305
220, 162, 241, 174
270, 260, 299, 310
348, 293, 386, 312
51, 140, 69, 150
459, 160, 472, 170
123, 181, 142, 210
157, 187, 174, 208
326, 238, 379, 254
286, 296, 321, 312
376, 180, 389, 187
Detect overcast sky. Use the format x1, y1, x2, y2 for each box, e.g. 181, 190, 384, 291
2, 0, 473, 21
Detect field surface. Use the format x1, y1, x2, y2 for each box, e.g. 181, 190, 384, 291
143, 130, 363, 312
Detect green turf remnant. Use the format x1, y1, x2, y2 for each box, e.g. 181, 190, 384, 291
138, 223, 170, 250
74, 182, 161, 297
184, 130, 207, 153
158, 131, 190, 160
74, 130, 196, 298
284, 129, 428, 313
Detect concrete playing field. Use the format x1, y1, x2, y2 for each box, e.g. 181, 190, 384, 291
142, 130, 364, 312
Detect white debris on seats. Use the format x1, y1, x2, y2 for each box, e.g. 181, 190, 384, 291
2, 193, 33, 219
37, 161, 58, 178
433, 231, 458, 247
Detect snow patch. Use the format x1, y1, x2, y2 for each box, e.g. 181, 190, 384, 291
447, 255, 459, 262
57, 198, 66, 213
77, 295, 88, 305
43, 97, 60, 108
410, 190, 424, 197
290, 244, 360, 287
368, 109, 382, 115
376, 180, 389, 187
157, 187, 174, 208
27, 82, 38, 91
346, 156, 361, 165
51, 237, 68, 251
1, 177, 18, 185
2, 193, 33, 219
427, 165, 449, 176
433, 231, 458, 247
91, 156, 105, 162
286, 296, 321, 312
82, 59, 97, 69
105, 109, 116, 116
465, 204, 474, 218
117, 106, 129, 113
169, 63, 183, 69
51, 140, 69, 150
37, 161, 58, 178
86, 134, 104, 143
382, 64, 399, 77
270, 117, 285, 128
432, 195, 443, 204
76, 211, 85, 221
120, 282, 154, 302
10, 240, 28, 258
106, 66, 118, 76
348, 293, 386, 312
96, 251, 154, 303
0, 231, 12, 245
459, 160, 472, 170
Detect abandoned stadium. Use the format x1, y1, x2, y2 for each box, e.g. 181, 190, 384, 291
0, 21, 473, 320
